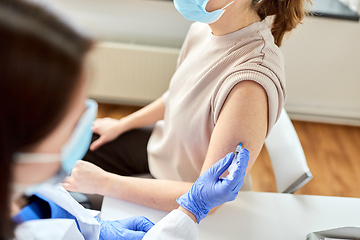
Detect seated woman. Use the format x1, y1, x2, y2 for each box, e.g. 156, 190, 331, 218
0, 0, 249, 239
64, 0, 311, 213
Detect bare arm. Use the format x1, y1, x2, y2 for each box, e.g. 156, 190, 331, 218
65, 81, 268, 211
101, 174, 193, 212
90, 96, 166, 150
119, 96, 166, 130
200, 80, 268, 175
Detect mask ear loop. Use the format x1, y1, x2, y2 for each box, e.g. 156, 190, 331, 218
222, 1, 235, 10
14, 153, 61, 164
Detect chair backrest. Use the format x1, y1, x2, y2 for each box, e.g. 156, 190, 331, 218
264, 109, 313, 193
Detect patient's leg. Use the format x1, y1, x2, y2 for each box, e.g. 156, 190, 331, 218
83, 125, 154, 176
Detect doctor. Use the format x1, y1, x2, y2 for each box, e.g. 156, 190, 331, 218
0, 0, 249, 240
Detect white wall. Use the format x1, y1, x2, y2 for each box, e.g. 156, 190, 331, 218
339, 0, 360, 12
38, 0, 192, 42
281, 17, 360, 126
30, 0, 360, 125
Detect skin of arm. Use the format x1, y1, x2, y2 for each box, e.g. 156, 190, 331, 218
100, 173, 193, 212
178, 206, 197, 223
200, 80, 268, 176
202, 80, 268, 213
119, 96, 166, 131
64, 80, 268, 212
89, 96, 166, 151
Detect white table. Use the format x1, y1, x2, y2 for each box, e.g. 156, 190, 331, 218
101, 192, 360, 240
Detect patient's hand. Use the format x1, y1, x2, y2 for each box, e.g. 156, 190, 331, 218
62, 160, 109, 195
90, 117, 127, 151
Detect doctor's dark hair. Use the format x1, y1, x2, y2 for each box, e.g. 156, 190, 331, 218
252, 0, 312, 47
0, 0, 93, 239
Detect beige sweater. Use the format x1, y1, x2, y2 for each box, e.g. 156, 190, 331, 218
147, 20, 286, 182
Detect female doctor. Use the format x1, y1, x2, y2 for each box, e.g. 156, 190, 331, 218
0, 0, 249, 239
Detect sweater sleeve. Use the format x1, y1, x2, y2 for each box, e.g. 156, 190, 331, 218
142, 209, 199, 240
211, 63, 286, 136
161, 90, 169, 104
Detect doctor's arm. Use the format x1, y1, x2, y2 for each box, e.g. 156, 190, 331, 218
89, 96, 165, 151
93, 151, 248, 240
142, 150, 249, 240
63, 80, 268, 212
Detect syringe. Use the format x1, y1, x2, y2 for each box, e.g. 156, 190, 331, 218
227, 143, 242, 180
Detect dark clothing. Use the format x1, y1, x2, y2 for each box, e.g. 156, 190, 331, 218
83, 126, 154, 176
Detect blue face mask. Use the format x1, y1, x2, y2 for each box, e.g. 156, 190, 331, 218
174, 0, 234, 24
12, 99, 98, 197
61, 99, 98, 174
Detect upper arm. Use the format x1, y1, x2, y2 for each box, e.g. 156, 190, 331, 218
200, 80, 268, 175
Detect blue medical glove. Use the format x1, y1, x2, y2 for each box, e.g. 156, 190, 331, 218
177, 148, 249, 223
95, 215, 154, 240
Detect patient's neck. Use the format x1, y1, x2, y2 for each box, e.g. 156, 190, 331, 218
209, 2, 261, 36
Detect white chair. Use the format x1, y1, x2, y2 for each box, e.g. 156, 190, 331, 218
264, 109, 313, 193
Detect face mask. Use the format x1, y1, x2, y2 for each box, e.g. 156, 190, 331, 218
12, 99, 98, 198
174, 0, 234, 24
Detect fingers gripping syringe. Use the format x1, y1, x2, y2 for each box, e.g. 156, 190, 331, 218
227, 143, 242, 180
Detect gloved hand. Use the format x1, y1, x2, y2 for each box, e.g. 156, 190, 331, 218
177, 148, 249, 223
95, 215, 154, 240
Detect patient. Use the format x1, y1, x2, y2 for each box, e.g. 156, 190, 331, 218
0, 0, 249, 239
64, 0, 311, 213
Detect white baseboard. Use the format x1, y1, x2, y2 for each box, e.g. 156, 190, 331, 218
287, 111, 360, 126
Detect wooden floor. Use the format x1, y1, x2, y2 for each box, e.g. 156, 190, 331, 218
98, 103, 360, 198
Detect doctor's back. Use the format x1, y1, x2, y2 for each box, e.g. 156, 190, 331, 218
0, 0, 95, 239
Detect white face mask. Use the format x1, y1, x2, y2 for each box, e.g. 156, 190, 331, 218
11, 99, 97, 200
